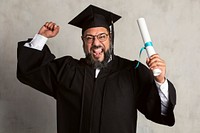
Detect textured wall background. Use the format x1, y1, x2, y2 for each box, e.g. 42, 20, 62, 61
1, 0, 200, 132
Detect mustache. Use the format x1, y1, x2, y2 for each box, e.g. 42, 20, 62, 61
91, 45, 104, 51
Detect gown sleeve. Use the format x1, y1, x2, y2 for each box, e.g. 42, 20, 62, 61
134, 62, 176, 126
17, 39, 72, 98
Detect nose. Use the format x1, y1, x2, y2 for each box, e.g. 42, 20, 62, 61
92, 36, 101, 46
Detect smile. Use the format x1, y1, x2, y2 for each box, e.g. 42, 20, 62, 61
91, 46, 104, 58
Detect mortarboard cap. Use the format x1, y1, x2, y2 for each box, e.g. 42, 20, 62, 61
68, 5, 121, 33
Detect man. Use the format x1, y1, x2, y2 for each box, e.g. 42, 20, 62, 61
17, 5, 176, 133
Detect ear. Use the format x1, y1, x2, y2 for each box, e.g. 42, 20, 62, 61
109, 33, 112, 44
81, 36, 84, 44
81, 36, 85, 51
109, 33, 112, 41
81, 36, 84, 41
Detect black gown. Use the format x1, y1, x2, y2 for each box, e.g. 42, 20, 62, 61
17, 39, 176, 133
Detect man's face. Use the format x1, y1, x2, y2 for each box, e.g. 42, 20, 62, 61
82, 27, 111, 63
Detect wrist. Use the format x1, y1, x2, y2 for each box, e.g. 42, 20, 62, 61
155, 77, 166, 84
29, 34, 48, 51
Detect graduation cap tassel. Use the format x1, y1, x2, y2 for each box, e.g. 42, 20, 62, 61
111, 20, 115, 57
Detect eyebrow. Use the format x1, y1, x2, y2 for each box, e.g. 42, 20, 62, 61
84, 32, 108, 36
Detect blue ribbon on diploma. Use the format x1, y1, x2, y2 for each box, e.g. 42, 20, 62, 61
144, 42, 153, 47
135, 42, 153, 69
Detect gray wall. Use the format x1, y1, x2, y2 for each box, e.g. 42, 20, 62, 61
0, 0, 199, 132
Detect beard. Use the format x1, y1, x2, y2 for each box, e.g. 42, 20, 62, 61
85, 45, 112, 69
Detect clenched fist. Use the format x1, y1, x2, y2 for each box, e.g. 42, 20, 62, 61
146, 54, 166, 83
38, 22, 60, 38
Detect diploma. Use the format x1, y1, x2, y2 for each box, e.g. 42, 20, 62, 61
137, 18, 161, 76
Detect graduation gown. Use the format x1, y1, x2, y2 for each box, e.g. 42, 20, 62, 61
17, 39, 176, 133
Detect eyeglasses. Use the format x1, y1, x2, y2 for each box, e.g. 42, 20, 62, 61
83, 33, 109, 43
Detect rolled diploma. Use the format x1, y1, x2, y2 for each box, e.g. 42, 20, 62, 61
137, 18, 161, 76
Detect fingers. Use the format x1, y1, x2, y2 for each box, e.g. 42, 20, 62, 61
39, 21, 60, 38
146, 54, 166, 83
44, 22, 58, 31
146, 54, 165, 70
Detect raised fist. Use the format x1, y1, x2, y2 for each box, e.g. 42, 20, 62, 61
38, 22, 60, 38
